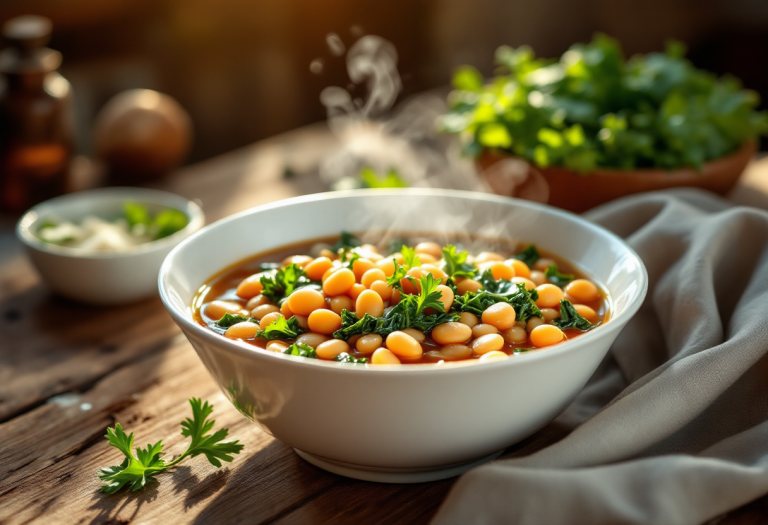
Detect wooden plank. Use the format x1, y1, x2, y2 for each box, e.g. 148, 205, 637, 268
0, 338, 341, 524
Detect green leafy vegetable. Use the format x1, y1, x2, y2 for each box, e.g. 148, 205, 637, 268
153, 209, 190, 239
441, 245, 477, 280
401, 246, 422, 270
334, 274, 460, 340
283, 342, 317, 358
553, 300, 597, 332
255, 315, 303, 340
124, 201, 189, 240
215, 313, 255, 328
386, 245, 422, 289
513, 245, 540, 268
359, 167, 409, 189
331, 231, 361, 253
124, 202, 151, 229
454, 280, 542, 322
98, 398, 243, 494
544, 265, 575, 287
442, 34, 768, 171
513, 347, 535, 354
259, 264, 315, 304
334, 352, 368, 364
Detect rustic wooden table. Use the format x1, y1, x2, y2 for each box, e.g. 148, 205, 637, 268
2, 124, 768, 524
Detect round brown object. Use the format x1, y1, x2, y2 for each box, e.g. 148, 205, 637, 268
94, 89, 193, 183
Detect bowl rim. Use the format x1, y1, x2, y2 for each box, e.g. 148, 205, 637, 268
159, 188, 648, 375
16, 187, 206, 260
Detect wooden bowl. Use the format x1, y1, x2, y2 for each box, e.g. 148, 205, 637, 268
477, 141, 756, 213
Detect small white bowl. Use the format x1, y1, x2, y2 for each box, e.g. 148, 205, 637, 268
159, 189, 647, 482
17, 187, 204, 305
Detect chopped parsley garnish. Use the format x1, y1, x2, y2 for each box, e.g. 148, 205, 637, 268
441, 245, 477, 280
334, 352, 368, 364
98, 398, 243, 494
386, 246, 422, 289
513, 347, 535, 354
283, 342, 317, 358
454, 280, 542, 322
513, 245, 540, 268
544, 265, 575, 287
334, 274, 460, 340
259, 264, 315, 303
256, 316, 303, 340
553, 300, 597, 332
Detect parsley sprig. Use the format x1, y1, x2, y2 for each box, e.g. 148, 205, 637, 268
441, 245, 477, 280
260, 264, 315, 304
334, 274, 459, 340
98, 398, 244, 494
386, 246, 422, 288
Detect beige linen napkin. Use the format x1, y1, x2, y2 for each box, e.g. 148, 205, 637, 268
433, 188, 768, 525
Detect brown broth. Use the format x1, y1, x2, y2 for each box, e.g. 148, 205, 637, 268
192, 233, 610, 363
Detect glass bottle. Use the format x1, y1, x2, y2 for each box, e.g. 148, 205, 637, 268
0, 15, 74, 213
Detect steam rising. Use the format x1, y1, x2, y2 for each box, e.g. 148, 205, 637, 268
316, 34, 482, 192
312, 33, 544, 251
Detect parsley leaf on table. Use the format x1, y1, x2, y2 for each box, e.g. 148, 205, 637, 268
98, 398, 243, 494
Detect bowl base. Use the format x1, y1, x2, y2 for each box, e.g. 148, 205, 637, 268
294, 448, 504, 483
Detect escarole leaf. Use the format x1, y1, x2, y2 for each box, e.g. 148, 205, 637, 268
544, 265, 575, 287
441, 245, 477, 280
553, 300, 597, 332
255, 316, 303, 340
283, 342, 317, 358
334, 352, 368, 364
215, 313, 256, 328
513, 245, 540, 268
259, 264, 315, 303
454, 281, 542, 321
333, 274, 460, 340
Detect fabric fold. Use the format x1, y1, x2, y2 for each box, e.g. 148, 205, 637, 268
433, 189, 768, 525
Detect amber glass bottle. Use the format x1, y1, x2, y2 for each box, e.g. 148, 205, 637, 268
0, 15, 74, 213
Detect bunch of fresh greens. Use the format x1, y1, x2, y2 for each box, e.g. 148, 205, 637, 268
98, 398, 243, 494
441, 34, 768, 171
334, 273, 460, 340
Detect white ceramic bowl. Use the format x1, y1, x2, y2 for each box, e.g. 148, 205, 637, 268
17, 187, 204, 305
158, 189, 647, 482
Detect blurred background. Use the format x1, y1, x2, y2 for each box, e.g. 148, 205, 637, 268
2, 0, 767, 164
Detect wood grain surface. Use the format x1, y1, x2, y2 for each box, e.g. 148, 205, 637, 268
1, 125, 767, 524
